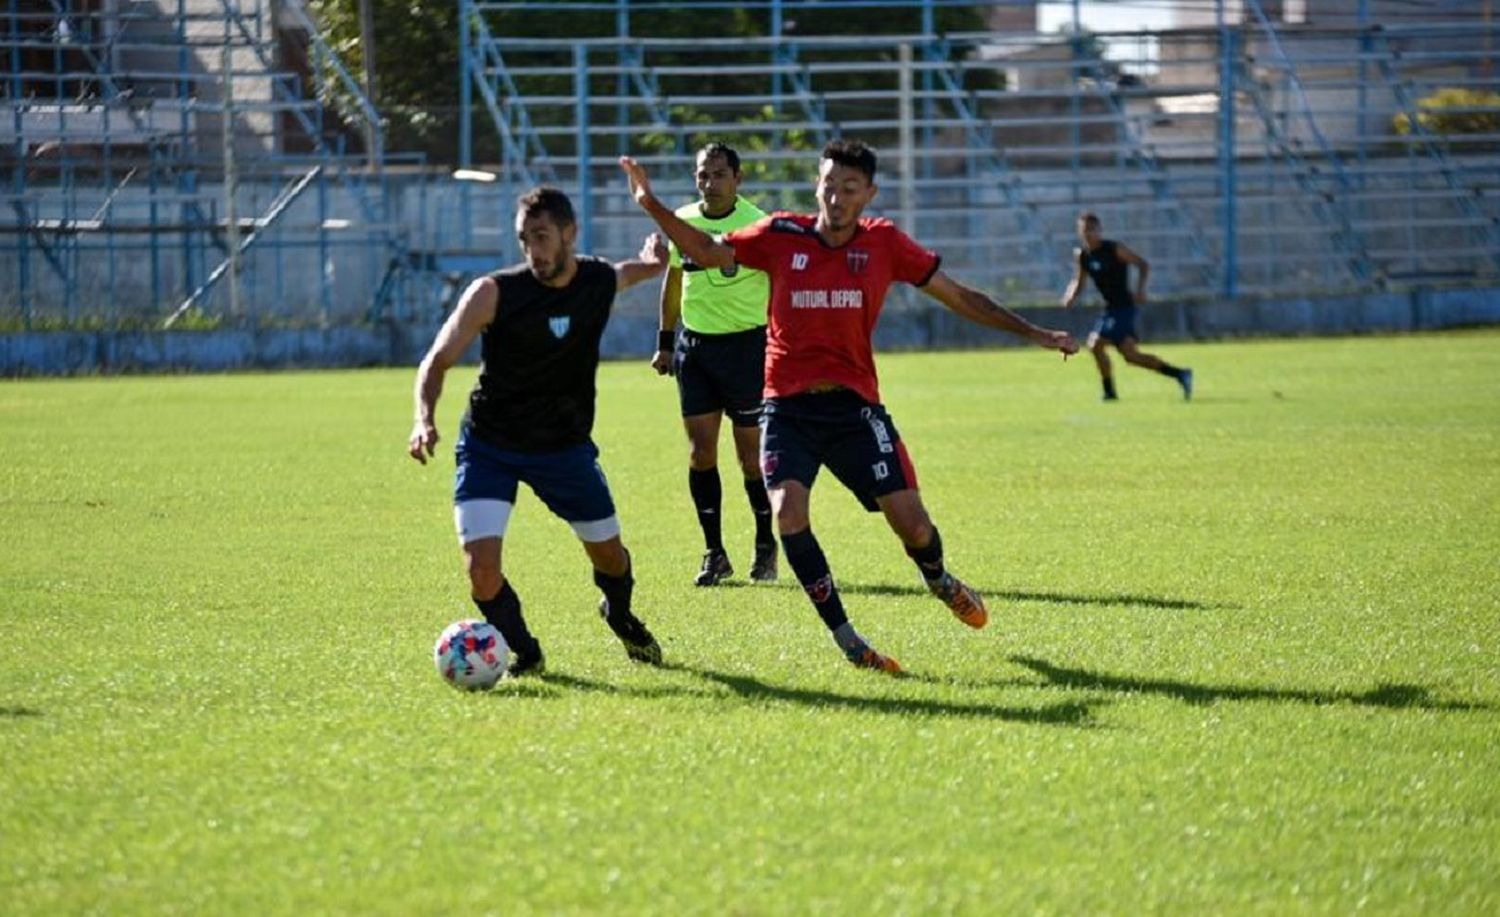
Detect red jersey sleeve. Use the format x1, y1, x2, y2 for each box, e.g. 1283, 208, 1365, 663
888, 226, 942, 287
723, 216, 778, 273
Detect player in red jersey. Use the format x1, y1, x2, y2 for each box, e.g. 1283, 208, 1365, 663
620, 140, 1077, 674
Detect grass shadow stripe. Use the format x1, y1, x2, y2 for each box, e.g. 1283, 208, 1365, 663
671, 663, 1103, 726
1010, 655, 1493, 712
839, 580, 1228, 611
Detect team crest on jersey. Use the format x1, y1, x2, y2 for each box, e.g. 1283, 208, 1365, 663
846, 248, 870, 275
549, 315, 571, 339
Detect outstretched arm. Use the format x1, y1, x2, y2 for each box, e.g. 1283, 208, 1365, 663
408, 277, 497, 464
921, 270, 1078, 357
1117, 242, 1150, 304
614, 232, 669, 292
618, 156, 736, 271
1061, 250, 1088, 308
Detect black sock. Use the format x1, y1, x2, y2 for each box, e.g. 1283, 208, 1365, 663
1157, 363, 1184, 380
689, 467, 723, 552
744, 477, 774, 546
780, 528, 848, 631
1102, 376, 1118, 398
593, 559, 635, 622
905, 526, 946, 585
474, 581, 540, 658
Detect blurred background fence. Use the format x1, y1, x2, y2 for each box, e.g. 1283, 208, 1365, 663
3, 0, 1498, 347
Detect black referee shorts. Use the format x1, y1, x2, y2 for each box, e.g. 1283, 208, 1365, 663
674, 325, 767, 427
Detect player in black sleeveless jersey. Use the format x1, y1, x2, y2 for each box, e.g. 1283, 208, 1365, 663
1061, 212, 1193, 402
408, 187, 668, 677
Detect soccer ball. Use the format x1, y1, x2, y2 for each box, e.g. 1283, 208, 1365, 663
433, 620, 510, 690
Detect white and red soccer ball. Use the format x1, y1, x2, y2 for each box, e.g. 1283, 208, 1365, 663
433, 620, 510, 690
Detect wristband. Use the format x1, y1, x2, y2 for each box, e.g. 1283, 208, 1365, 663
657, 330, 676, 352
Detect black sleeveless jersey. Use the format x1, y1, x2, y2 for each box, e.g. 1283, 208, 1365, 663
1079, 240, 1134, 310
463, 256, 617, 452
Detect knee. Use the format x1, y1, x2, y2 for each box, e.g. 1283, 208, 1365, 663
739, 452, 763, 481
688, 440, 717, 470
465, 554, 502, 600
773, 501, 809, 535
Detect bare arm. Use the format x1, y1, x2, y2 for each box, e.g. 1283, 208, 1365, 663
408, 277, 497, 464
1116, 242, 1150, 304
618, 156, 736, 271
614, 231, 669, 292
1061, 249, 1088, 308
652, 266, 683, 376
921, 270, 1078, 356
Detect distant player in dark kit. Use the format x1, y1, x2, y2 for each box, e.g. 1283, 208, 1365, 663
408, 186, 668, 677
1061, 211, 1193, 401
652, 143, 778, 587
620, 141, 1078, 674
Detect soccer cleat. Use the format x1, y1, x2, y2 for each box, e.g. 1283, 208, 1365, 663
506, 646, 547, 679
929, 573, 989, 630
845, 644, 903, 675
1179, 369, 1194, 401
1102, 393, 1120, 402
599, 599, 664, 666
749, 541, 779, 583
694, 549, 734, 586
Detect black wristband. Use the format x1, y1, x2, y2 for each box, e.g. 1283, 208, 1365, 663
657, 330, 676, 352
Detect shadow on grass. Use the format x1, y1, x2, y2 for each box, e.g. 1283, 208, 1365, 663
0, 706, 43, 717
669, 663, 1101, 726
505, 666, 1099, 725
1010, 655, 1492, 712
839, 581, 1224, 611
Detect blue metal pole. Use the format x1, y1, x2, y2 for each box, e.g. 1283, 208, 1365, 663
575, 43, 592, 253
1219, 17, 1238, 301
616, 0, 629, 157
1357, 0, 1370, 191
9, 0, 30, 325
460, 0, 472, 169
771, 0, 782, 118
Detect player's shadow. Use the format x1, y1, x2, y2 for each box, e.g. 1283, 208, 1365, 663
1010, 655, 1491, 712
838, 581, 1224, 611
493, 673, 714, 702
0, 706, 43, 718
669, 663, 1102, 727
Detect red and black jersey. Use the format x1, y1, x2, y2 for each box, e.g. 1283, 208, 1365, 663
725, 212, 940, 404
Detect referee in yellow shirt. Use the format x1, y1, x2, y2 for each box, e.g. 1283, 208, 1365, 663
651, 143, 776, 586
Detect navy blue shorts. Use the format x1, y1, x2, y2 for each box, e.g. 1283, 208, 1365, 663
453, 426, 619, 543
759, 390, 918, 512
1092, 307, 1139, 346
674, 326, 767, 427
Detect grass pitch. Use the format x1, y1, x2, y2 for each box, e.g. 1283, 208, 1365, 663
2, 331, 1498, 914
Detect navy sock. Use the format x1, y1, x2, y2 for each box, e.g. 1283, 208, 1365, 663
689, 467, 723, 552
905, 526, 946, 585
1157, 363, 1185, 380
780, 528, 848, 631
744, 477, 774, 546
474, 581, 540, 658
1102, 376, 1118, 398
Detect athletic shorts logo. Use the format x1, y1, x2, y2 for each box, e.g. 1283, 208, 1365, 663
549, 315, 571, 339
761, 450, 780, 478
862, 408, 894, 454
847, 248, 870, 274
791, 253, 809, 271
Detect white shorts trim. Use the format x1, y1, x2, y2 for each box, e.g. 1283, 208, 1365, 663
455, 499, 513, 544
570, 515, 621, 543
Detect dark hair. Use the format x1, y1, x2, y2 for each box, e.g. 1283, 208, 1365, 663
697, 142, 741, 174
516, 186, 575, 227
1078, 211, 1101, 228
821, 139, 877, 182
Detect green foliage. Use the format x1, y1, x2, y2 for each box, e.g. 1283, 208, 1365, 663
307, 2, 998, 164
3, 334, 1500, 912
1393, 87, 1500, 137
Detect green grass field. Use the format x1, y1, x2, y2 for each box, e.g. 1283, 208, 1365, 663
3, 332, 1498, 914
